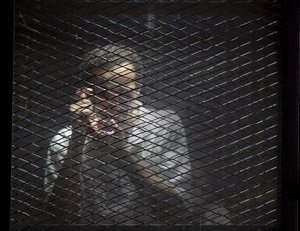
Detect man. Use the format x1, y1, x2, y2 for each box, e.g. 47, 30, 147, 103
44, 44, 192, 225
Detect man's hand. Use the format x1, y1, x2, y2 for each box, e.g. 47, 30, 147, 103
69, 87, 94, 132
69, 87, 116, 136
70, 87, 94, 116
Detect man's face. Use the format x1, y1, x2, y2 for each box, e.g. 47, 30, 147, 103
93, 62, 139, 100
89, 62, 140, 139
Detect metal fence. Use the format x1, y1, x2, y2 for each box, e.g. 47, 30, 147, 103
12, 0, 282, 230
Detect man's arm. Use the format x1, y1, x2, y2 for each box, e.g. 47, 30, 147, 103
44, 127, 72, 198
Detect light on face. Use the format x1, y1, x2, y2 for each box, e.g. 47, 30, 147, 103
91, 62, 140, 103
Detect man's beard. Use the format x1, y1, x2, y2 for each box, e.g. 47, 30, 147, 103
88, 99, 140, 149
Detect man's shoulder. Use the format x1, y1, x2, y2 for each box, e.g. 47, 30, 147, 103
53, 126, 73, 139
140, 106, 182, 126
49, 126, 73, 148
141, 106, 179, 118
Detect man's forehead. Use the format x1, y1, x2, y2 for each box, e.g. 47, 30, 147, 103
96, 62, 136, 82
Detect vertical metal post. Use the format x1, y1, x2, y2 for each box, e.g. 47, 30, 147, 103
282, 0, 300, 230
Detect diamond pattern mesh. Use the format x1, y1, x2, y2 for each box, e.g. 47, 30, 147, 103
12, 0, 282, 230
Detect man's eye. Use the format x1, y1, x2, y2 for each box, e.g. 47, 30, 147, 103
117, 86, 132, 94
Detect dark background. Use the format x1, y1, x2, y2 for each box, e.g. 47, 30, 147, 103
12, 0, 282, 228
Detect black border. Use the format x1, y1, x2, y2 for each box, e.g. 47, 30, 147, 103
5, 0, 14, 230
282, 0, 300, 231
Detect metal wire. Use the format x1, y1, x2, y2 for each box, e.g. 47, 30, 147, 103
12, 0, 282, 230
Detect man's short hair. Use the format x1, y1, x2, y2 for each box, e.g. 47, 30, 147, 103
82, 44, 141, 74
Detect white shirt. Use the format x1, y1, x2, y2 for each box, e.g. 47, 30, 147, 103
44, 105, 191, 224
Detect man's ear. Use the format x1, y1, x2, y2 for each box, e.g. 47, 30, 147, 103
127, 80, 141, 98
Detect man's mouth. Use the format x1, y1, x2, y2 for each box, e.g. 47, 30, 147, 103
89, 100, 130, 136
90, 115, 119, 136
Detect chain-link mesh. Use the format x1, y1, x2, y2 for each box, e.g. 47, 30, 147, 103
12, 0, 282, 230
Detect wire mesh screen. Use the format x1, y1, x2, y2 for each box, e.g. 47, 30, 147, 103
12, 0, 282, 230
